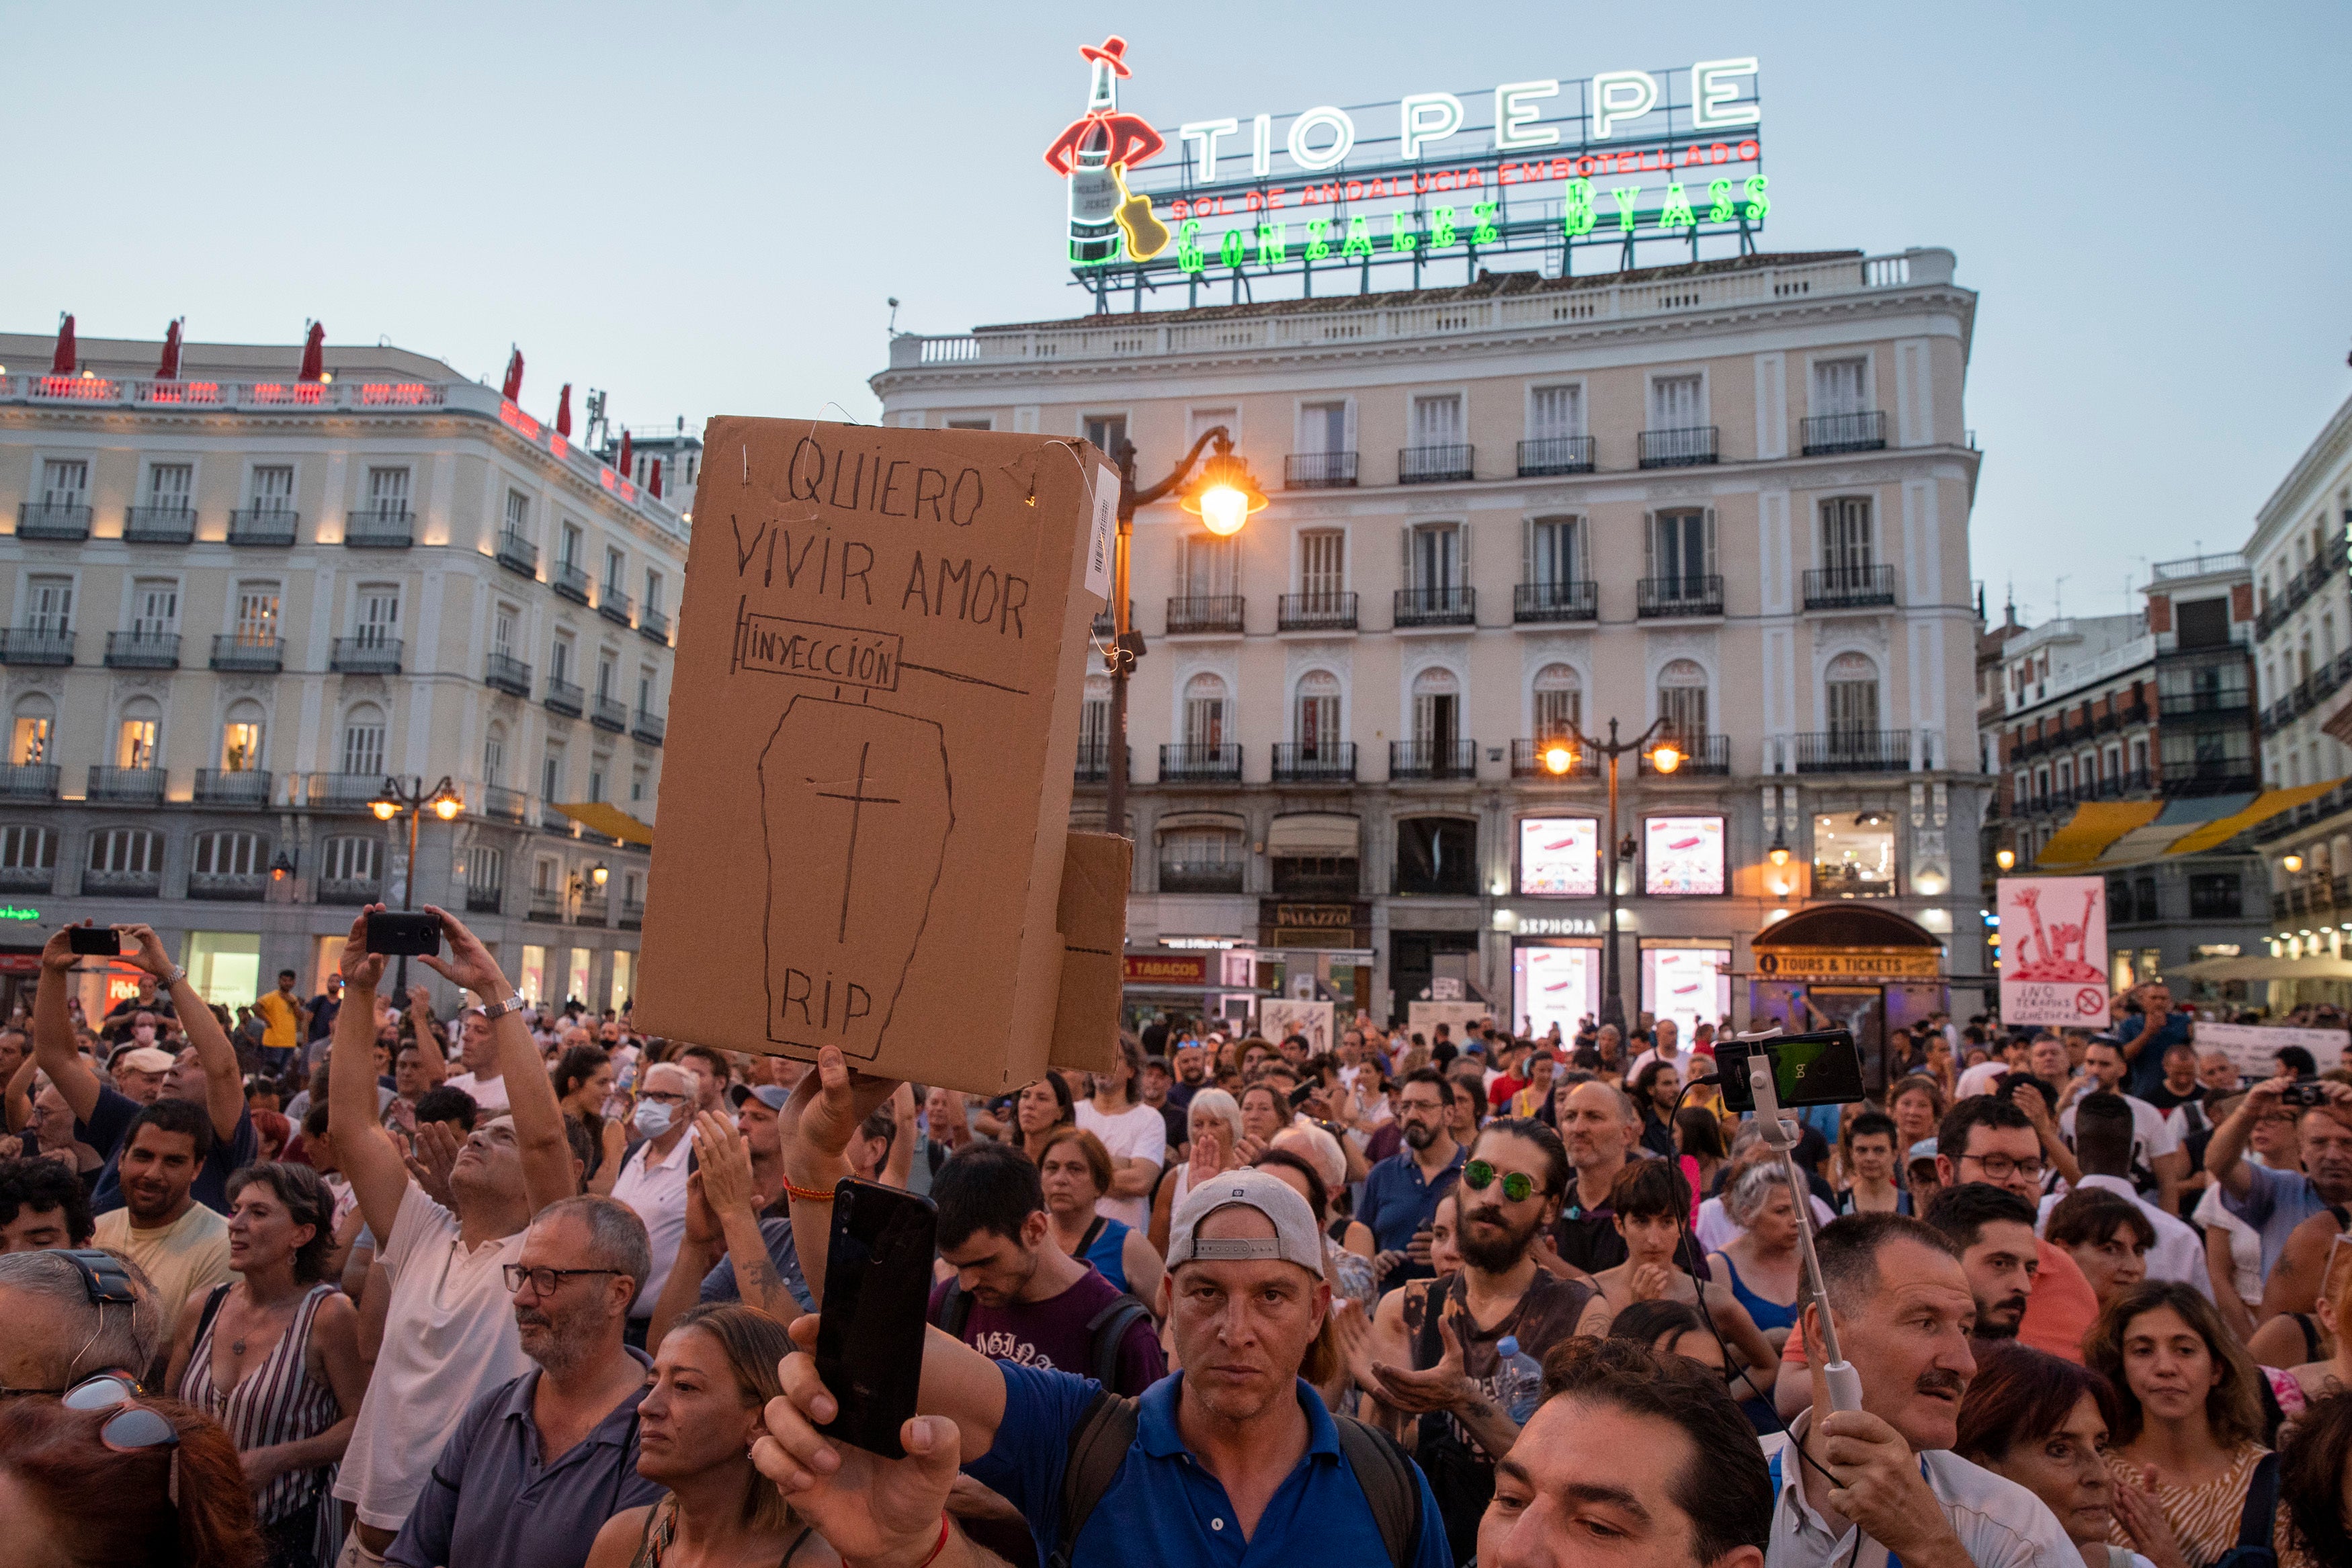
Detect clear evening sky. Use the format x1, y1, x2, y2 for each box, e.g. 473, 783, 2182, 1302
6, 1, 2345, 618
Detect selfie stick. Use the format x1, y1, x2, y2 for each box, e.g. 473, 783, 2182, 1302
1736, 1029, 1864, 1416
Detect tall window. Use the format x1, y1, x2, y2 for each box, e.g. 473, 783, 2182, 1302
1812, 358, 1867, 416
604, 547, 626, 595
1648, 510, 1712, 592
130, 580, 178, 638
24, 576, 71, 634
1820, 498, 1874, 576
1528, 385, 1585, 440
220, 705, 264, 771
1295, 671, 1341, 755
146, 464, 193, 511
89, 828, 161, 874
193, 831, 265, 876
543, 749, 564, 800
1410, 394, 1464, 449
550, 635, 573, 685
235, 582, 279, 646
1826, 652, 1881, 737
1657, 660, 1708, 739
250, 466, 294, 513
364, 467, 409, 517
560, 523, 583, 568
637, 669, 655, 713
1649, 374, 1703, 429
484, 723, 507, 787
470, 847, 505, 897
1182, 673, 1228, 749
1527, 516, 1583, 588
341, 705, 386, 777
1083, 415, 1128, 457
1180, 533, 1237, 601
1533, 664, 1581, 738
596, 656, 616, 701
589, 757, 607, 803
40, 460, 88, 507
492, 606, 516, 658
1411, 668, 1460, 748
0, 826, 55, 871
505, 490, 530, 539
644, 570, 665, 615
117, 699, 160, 770
11, 699, 52, 765
1299, 529, 1345, 599
1080, 676, 1110, 759
355, 587, 398, 648
321, 836, 380, 883
1298, 402, 1345, 453
1407, 523, 1462, 593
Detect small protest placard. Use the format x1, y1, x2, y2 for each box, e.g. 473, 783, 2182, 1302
1997, 876, 2111, 1027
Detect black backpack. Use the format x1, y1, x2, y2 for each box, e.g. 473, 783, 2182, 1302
1045, 1388, 1421, 1568
928, 1283, 1154, 1393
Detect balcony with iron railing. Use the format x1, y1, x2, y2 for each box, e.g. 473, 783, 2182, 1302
620, 898, 645, 929
317, 877, 382, 906
1166, 596, 1245, 635
544, 676, 584, 717
1389, 739, 1478, 781
1636, 576, 1724, 618
576, 891, 610, 926
638, 605, 671, 645
227, 507, 299, 546
1271, 742, 1357, 783
1511, 740, 1601, 779
0, 627, 75, 666
591, 694, 628, 732
1793, 730, 1913, 773
2255, 543, 2347, 640
1517, 435, 1595, 476
194, 769, 272, 807
2160, 767, 2261, 798
188, 871, 267, 902
2260, 649, 2352, 734
484, 652, 534, 697
82, 867, 161, 898
552, 562, 592, 604
1159, 743, 1243, 783
1398, 444, 1474, 484
1159, 860, 1246, 894
1277, 593, 1357, 632
481, 785, 528, 824
0, 763, 60, 799
466, 885, 505, 915
1639, 733, 1731, 775
1800, 411, 1888, 455
1513, 580, 1597, 623
528, 890, 565, 921
210, 634, 282, 672
305, 773, 393, 812
632, 709, 665, 746
1394, 586, 1475, 627
1073, 742, 1127, 783
87, 766, 165, 805
122, 505, 196, 544
1802, 564, 1898, 611
103, 631, 179, 670
343, 508, 414, 548
598, 587, 633, 627
1284, 451, 1357, 490
16, 502, 91, 541
2159, 686, 2253, 721
1638, 425, 1718, 469
495, 529, 540, 577
329, 637, 401, 674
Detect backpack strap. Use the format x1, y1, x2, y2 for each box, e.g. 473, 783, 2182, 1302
1083, 1295, 1152, 1391
1048, 1390, 1140, 1568
2234, 1451, 2279, 1551
1333, 1413, 1423, 1568
929, 1281, 973, 1339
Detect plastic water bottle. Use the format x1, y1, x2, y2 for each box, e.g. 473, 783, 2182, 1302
1493, 1336, 1543, 1424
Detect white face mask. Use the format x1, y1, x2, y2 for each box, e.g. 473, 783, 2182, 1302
632, 1099, 674, 1139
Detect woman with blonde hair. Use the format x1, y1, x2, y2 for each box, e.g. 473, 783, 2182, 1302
585, 1303, 833, 1567
1148, 1087, 1242, 1254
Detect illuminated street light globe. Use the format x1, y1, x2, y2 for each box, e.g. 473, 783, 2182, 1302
1649, 742, 1682, 775
432, 791, 463, 821
1180, 435, 1268, 538
1995, 848, 2016, 871
1542, 742, 1574, 776
2284, 853, 2306, 874
1769, 843, 1791, 867
370, 797, 401, 821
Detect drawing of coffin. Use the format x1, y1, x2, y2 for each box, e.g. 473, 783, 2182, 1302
759, 695, 954, 1059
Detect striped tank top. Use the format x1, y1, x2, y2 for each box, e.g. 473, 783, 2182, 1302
180, 1280, 343, 1527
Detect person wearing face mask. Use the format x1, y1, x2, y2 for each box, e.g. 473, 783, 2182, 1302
607, 1062, 701, 1350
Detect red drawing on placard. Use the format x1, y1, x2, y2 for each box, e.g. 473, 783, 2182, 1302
2007, 885, 2103, 983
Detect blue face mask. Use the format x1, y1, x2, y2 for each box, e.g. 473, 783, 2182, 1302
632, 1099, 674, 1139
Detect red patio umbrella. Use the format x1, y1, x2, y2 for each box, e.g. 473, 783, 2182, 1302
50, 314, 76, 374
501, 348, 524, 402
297, 322, 325, 382
617, 430, 633, 480
555, 384, 573, 437
650, 459, 663, 500
156, 319, 183, 380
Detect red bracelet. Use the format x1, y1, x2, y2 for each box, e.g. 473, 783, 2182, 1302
781, 1178, 838, 1203
846, 1514, 950, 1568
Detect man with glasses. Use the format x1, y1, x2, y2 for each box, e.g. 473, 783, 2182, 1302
0, 1246, 160, 1397
1931, 1096, 2098, 1362
387, 1196, 663, 1568
607, 1061, 700, 1349
1359, 1068, 1466, 1296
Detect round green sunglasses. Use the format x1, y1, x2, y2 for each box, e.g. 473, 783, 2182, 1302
1461, 1160, 1537, 1203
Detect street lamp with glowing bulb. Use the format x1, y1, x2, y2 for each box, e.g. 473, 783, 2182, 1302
1180, 435, 1267, 538
1995, 848, 2016, 871
1769, 840, 1791, 867
2283, 853, 2306, 874
1647, 741, 1681, 775
1541, 742, 1576, 776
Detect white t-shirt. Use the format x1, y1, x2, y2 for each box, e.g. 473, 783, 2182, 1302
2036, 1174, 2213, 1299
1955, 1060, 2013, 1100
2194, 1180, 2261, 1306
1626, 1048, 1689, 1082
1695, 1190, 1836, 1253
1073, 1098, 1167, 1231
333, 1182, 532, 1530
2058, 1092, 2179, 1176
609, 1126, 698, 1319
442, 1070, 511, 1115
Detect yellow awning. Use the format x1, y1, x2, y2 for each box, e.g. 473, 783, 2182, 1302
2034, 802, 2162, 868
556, 801, 654, 846
2159, 781, 2342, 857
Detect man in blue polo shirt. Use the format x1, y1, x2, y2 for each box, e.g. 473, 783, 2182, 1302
753, 1168, 1449, 1568
2205, 1071, 2352, 1280
1358, 1067, 1466, 1296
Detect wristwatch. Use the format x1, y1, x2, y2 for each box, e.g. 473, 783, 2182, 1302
479, 990, 530, 1020
161, 965, 187, 988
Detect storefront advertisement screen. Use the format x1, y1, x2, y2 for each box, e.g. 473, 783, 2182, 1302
1518, 817, 1599, 898
1515, 945, 1594, 1041
1643, 947, 1730, 1041
1644, 816, 1725, 896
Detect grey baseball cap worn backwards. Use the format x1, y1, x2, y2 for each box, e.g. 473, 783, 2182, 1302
1167, 1169, 1325, 1274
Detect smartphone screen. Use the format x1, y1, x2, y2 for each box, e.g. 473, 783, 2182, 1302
67, 928, 120, 957
1715, 1031, 1867, 1113
812, 1178, 937, 1459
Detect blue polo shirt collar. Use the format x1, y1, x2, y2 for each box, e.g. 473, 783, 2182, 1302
494, 1346, 654, 1444
1134, 1373, 1343, 1463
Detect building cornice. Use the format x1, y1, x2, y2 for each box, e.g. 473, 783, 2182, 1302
2250, 390, 2352, 556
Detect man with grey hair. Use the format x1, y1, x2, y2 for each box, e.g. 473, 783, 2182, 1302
608, 1059, 700, 1346
387, 1195, 663, 1568
0, 1246, 161, 1394
1550, 1078, 1642, 1273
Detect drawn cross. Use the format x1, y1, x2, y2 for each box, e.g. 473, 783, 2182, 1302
810, 740, 902, 943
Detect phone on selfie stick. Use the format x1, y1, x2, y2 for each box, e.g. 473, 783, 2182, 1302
1723, 1028, 1867, 1415
67, 926, 121, 957
812, 1178, 938, 1458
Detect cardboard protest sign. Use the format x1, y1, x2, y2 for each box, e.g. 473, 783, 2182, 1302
1997, 875, 2109, 1028
636, 419, 1117, 1095
1050, 832, 1130, 1075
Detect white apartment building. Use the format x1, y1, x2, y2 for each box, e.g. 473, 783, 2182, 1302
0, 330, 685, 1015
874, 247, 1989, 1035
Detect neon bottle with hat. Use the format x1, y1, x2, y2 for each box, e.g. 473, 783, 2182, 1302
1042, 36, 1165, 265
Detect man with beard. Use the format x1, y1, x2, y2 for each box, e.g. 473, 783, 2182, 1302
1169, 1040, 1208, 1110
1358, 1119, 1609, 1561
1919, 1183, 2040, 1350
1765, 1213, 2075, 1568
1549, 1080, 1642, 1274
1359, 1068, 1466, 1296
2205, 1069, 2352, 1282
388, 1196, 665, 1568
87, 1097, 231, 1359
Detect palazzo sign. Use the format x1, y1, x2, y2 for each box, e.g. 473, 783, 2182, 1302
1044, 36, 1768, 306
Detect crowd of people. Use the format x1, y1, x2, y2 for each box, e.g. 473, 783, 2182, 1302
5, 924, 2352, 1568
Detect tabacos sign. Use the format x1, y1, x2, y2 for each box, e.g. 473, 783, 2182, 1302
1042, 36, 1768, 282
